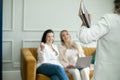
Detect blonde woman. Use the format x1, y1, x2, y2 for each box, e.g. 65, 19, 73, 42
58, 30, 90, 80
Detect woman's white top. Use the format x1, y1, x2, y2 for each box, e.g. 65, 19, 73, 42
37, 44, 62, 69
66, 49, 78, 66
77, 13, 120, 80
58, 42, 85, 67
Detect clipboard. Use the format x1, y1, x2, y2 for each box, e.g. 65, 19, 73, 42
78, 0, 91, 28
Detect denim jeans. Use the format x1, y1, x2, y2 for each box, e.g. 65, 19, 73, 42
37, 63, 69, 80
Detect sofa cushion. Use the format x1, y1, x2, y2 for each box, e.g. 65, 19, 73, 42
36, 71, 73, 80
90, 70, 94, 79
37, 74, 50, 80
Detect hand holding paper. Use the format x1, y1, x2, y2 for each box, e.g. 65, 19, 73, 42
78, 0, 91, 28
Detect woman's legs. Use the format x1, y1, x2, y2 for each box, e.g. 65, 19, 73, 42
80, 67, 90, 80
68, 68, 82, 80
36, 63, 69, 80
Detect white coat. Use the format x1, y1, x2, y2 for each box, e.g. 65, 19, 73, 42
77, 13, 120, 80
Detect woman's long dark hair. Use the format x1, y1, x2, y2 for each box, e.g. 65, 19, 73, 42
41, 29, 54, 43
114, 0, 120, 14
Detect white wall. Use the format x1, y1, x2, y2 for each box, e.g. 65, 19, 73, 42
2, 0, 113, 80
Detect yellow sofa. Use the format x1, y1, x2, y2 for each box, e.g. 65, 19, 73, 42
21, 47, 96, 80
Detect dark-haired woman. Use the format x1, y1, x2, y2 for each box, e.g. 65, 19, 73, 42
36, 29, 69, 80
77, 0, 120, 80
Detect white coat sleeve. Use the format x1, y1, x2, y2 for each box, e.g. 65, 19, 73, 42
77, 14, 110, 43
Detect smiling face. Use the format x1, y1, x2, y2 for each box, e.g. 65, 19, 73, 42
61, 30, 71, 43
46, 32, 54, 44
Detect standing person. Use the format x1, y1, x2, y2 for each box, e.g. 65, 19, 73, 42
36, 29, 69, 80
77, 0, 120, 80
58, 30, 90, 80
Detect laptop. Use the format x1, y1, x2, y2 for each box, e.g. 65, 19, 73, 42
73, 56, 92, 69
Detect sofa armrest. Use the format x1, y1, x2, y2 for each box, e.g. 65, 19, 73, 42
21, 48, 36, 80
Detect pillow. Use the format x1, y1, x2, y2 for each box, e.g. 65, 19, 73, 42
91, 51, 96, 64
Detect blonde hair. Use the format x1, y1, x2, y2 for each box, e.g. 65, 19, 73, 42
60, 30, 79, 51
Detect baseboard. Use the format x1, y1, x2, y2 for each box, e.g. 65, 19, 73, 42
3, 70, 21, 80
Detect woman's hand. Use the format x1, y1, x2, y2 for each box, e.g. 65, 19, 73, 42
40, 42, 45, 52
81, 13, 92, 27
88, 13, 91, 22
66, 64, 74, 68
